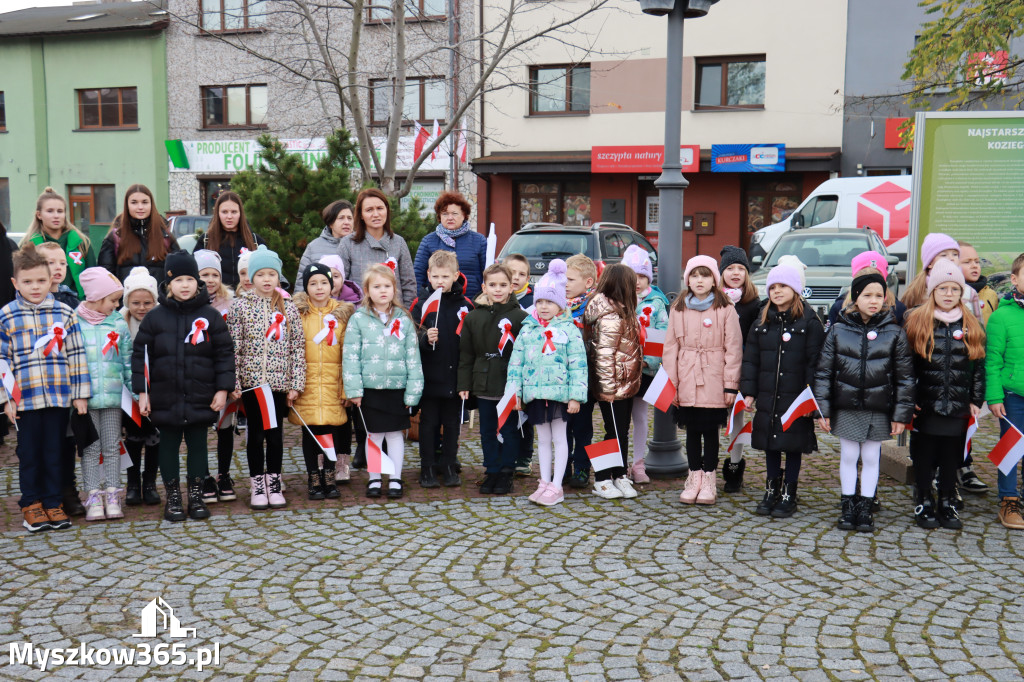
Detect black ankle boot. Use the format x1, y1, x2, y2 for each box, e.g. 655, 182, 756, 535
854, 495, 875, 532
62, 486, 86, 517
722, 459, 746, 493
914, 490, 939, 529
937, 493, 963, 530
187, 477, 210, 519
321, 467, 339, 499
755, 477, 781, 516
420, 463, 439, 488
771, 480, 798, 518
142, 469, 161, 505
164, 480, 186, 522
125, 469, 142, 506
838, 495, 857, 530
441, 465, 461, 487
307, 472, 325, 500
492, 468, 514, 495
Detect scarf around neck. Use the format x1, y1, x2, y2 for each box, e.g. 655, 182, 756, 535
435, 222, 472, 249
1012, 289, 1024, 310
934, 306, 963, 324
685, 293, 714, 311
77, 301, 109, 325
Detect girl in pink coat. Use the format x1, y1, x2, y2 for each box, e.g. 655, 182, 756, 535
663, 255, 743, 505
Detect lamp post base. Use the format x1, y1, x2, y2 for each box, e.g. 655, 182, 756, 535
644, 409, 687, 478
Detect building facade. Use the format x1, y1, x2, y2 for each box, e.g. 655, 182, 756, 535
0, 1, 169, 240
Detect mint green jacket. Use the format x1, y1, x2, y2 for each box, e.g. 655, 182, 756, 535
507, 311, 588, 405
77, 310, 133, 409
342, 306, 424, 406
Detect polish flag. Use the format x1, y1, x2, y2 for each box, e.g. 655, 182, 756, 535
642, 366, 675, 412
366, 433, 397, 476
964, 414, 979, 461
643, 327, 666, 358
314, 433, 337, 462
251, 384, 278, 429
781, 386, 820, 431
413, 121, 430, 160
121, 385, 141, 427
0, 358, 22, 406
419, 287, 443, 325
727, 392, 746, 434
989, 420, 1024, 475
586, 438, 623, 472
217, 400, 240, 429
457, 127, 468, 163
429, 119, 441, 160
119, 441, 131, 471
728, 421, 753, 453
496, 385, 518, 432
143, 345, 151, 391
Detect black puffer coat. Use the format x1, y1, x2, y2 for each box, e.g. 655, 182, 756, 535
741, 304, 825, 453
813, 308, 915, 423
131, 283, 235, 426
912, 317, 985, 435
735, 296, 763, 344
98, 217, 179, 283
410, 275, 474, 399
195, 230, 266, 289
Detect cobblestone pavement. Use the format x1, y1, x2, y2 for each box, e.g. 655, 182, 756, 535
0, 413, 1022, 681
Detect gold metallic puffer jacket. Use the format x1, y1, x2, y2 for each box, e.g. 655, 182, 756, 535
583, 293, 643, 401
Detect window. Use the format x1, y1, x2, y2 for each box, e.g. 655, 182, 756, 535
517, 180, 591, 229
0, 92, 5, 131
201, 0, 266, 32
67, 185, 117, 227
77, 87, 138, 129
0, 178, 10, 228
695, 55, 765, 110
792, 195, 837, 228
370, 77, 446, 124
202, 85, 268, 128
529, 65, 590, 115
367, 0, 445, 21
201, 178, 232, 214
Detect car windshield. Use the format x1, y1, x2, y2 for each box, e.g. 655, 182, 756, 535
503, 232, 592, 259
765, 234, 872, 268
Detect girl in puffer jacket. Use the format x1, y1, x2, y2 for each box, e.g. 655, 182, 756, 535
507, 259, 588, 507
584, 263, 644, 500
665, 256, 744, 506
903, 259, 985, 530
814, 272, 915, 533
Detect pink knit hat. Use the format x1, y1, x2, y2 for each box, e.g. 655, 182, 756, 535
921, 233, 959, 270
850, 250, 888, 280
684, 255, 721, 287
926, 258, 966, 295
766, 265, 803, 295
79, 267, 124, 302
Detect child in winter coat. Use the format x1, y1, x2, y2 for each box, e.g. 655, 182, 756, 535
133, 251, 235, 522
194, 249, 239, 503
119, 266, 161, 507
814, 272, 915, 533
411, 251, 475, 488
719, 245, 762, 492
902, 233, 982, 317
739, 264, 824, 518
507, 259, 588, 507
665, 255, 743, 506
622, 245, 668, 485
826, 251, 907, 331
75, 268, 133, 522
319, 255, 364, 304
290, 262, 354, 500
959, 241, 999, 325
343, 264, 424, 499
585, 263, 644, 500
227, 245, 306, 511
903, 259, 986, 530
504, 253, 534, 309
565, 253, 599, 488
458, 263, 529, 495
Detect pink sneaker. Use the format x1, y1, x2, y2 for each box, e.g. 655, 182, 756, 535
679, 470, 703, 504
630, 460, 650, 484
266, 473, 287, 508
537, 484, 564, 507
528, 481, 549, 503
696, 470, 717, 505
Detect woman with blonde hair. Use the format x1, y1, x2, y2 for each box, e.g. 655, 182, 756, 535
23, 187, 95, 297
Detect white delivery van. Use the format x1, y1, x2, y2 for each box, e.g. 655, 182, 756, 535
749, 176, 912, 279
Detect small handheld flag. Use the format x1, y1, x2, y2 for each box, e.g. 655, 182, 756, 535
989, 419, 1024, 475
143, 345, 151, 391
244, 384, 278, 429
643, 327, 666, 358
290, 406, 337, 462
119, 441, 132, 471
121, 385, 141, 427
586, 438, 623, 472
0, 358, 22, 406
964, 414, 979, 461
419, 288, 443, 325
642, 366, 675, 412
728, 421, 753, 453
496, 386, 518, 433
366, 432, 397, 476
727, 392, 746, 435
781, 386, 820, 431
217, 400, 240, 430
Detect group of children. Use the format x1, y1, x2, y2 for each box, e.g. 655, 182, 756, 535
5, 187, 1023, 535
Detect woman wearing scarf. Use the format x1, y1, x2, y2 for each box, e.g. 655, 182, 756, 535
413, 191, 487, 300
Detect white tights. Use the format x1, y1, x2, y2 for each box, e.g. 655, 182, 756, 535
839, 437, 882, 497
631, 398, 649, 465
368, 431, 405, 487
536, 418, 568, 485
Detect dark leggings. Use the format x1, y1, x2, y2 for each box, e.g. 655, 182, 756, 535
159, 425, 210, 484
241, 389, 288, 475
686, 424, 720, 473
125, 438, 159, 480
912, 431, 962, 495
300, 424, 347, 473
765, 450, 802, 483
216, 427, 234, 476
597, 400, 632, 481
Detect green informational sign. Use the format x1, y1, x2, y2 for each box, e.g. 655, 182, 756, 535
910, 112, 1024, 289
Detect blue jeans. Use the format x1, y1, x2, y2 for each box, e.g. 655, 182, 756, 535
566, 399, 595, 475
477, 398, 522, 473
997, 392, 1024, 498
17, 407, 70, 508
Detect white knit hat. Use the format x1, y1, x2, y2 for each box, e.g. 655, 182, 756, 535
122, 266, 158, 302
238, 248, 252, 276
776, 255, 807, 290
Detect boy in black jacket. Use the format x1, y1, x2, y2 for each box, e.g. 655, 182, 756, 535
411, 251, 475, 488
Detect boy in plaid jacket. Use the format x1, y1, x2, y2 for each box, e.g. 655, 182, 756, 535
0, 245, 90, 532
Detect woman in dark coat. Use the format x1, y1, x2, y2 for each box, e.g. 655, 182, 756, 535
413, 191, 487, 300
194, 190, 264, 289
99, 184, 178, 283
740, 264, 824, 518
